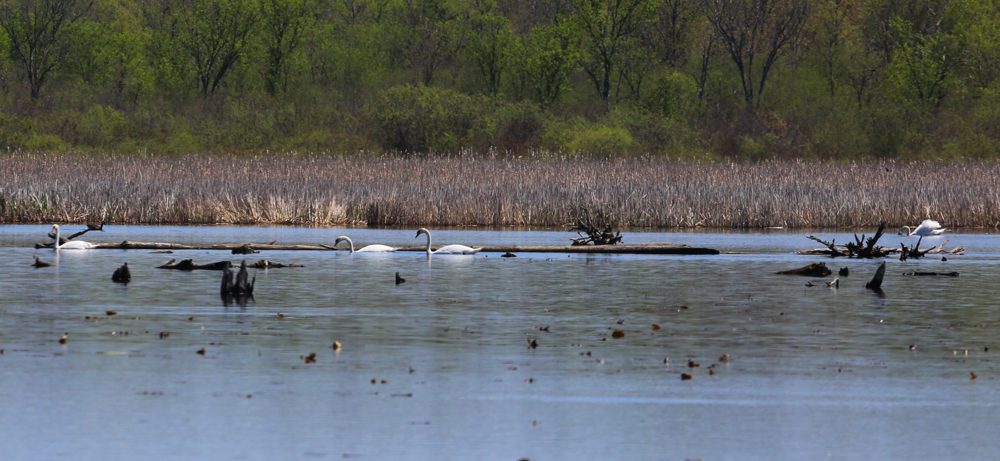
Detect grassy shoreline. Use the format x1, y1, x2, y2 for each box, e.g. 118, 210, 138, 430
2, 153, 998, 229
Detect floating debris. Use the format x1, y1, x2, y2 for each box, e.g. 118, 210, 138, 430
395, 272, 405, 285
719, 353, 731, 362
839, 267, 849, 276
527, 339, 538, 349
331, 341, 341, 351
611, 330, 625, 339
196, 348, 205, 355
971, 372, 977, 380
909, 344, 916, 351
652, 324, 661, 331
303, 352, 317, 364
501, 252, 516, 257
681, 373, 692, 381
159, 332, 170, 339
232, 244, 259, 255
902, 271, 959, 277
106, 309, 117, 316
688, 359, 700, 368
59, 333, 68, 345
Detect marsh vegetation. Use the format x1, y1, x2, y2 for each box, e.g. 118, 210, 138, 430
3, 153, 998, 228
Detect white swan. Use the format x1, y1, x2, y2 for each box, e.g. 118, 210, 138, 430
898, 219, 946, 236
51, 224, 97, 250
415, 228, 481, 255
334, 236, 396, 253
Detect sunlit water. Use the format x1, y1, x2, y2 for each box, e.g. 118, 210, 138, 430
1, 225, 998, 460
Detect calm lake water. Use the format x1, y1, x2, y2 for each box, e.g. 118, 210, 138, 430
1, 225, 998, 460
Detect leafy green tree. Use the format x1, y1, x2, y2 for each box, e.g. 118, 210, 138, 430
155, 0, 261, 96
260, 0, 313, 95
699, 0, 808, 109
520, 20, 582, 107
0, 0, 94, 99
466, 10, 516, 96
573, 0, 654, 110
387, 0, 463, 85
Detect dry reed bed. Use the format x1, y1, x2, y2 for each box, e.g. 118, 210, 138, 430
2, 153, 999, 228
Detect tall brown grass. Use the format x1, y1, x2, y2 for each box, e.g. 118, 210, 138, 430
2, 152, 999, 228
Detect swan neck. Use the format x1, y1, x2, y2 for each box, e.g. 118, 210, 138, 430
424, 232, 432, 255
347, 237, 354, 253
53, 227, 60, 251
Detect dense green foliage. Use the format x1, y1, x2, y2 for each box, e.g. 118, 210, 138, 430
0, 0, 998, 158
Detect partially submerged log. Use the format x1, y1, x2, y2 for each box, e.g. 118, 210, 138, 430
157, 259, 233, 271
777, 262, 832, 277
801, 224, 963, 257
903, 271, 959, 276
248, 259, 303, 269
112, 263, 131, 283
31, 239, 719, 255
221, 260, 255, 297
865, 262, 886, 290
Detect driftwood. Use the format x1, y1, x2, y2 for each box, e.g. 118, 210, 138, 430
865, 262, 886, 290
221, 260, 255, 297
157, 259, 233, 271
112, 263, 131, 283
32, 255, 54, 267
569, 211, 622, 246
903, 271, 959, 276
802, 223, 964, 257
778, 262, 832, 277
395, 272, 405, 285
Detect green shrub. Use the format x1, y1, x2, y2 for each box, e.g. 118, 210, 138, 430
369, 85, 487, 153
489, 101, 544, 151
642, 69, 699, 120
565, 126, 636, 156
0, 113, 33, 149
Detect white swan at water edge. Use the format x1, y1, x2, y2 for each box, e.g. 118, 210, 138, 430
334, 236, 396, 253
898, 219, 946, 236
415, 228, 481, 255
51, 224, 96, 250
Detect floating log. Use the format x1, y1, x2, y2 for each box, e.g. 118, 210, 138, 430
777, 262, 832, 277
112, 263, 131, 283
866, 262, 886, 290
903, 271, 959, 277
157, 259, 233, 271
248, 259, 303, 269
38, 240, 718, 255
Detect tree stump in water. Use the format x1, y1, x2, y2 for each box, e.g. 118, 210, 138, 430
112, 263, 131, 283
865, 262, 886, 290
221, 260, 255, 297
32, 255, 54, 267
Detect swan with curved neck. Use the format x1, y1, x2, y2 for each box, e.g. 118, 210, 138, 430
898, 219, 945, 236
51, 224, 96, 250
334, 236, 396, 253
415, 228, 481, 255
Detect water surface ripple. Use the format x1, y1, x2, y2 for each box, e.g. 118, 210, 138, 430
1, 226, 997, 460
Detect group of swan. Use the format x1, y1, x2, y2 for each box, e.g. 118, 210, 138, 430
898, 219, 946, 237
335, 228, 481, 255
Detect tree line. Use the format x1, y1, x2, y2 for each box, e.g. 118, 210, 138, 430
0, 0, 997, 158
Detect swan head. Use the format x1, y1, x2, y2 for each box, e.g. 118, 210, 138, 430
51, 224, 60, 232
897, 226, 911, 236
334, 236, 349, 247
415, 228, 429, 238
